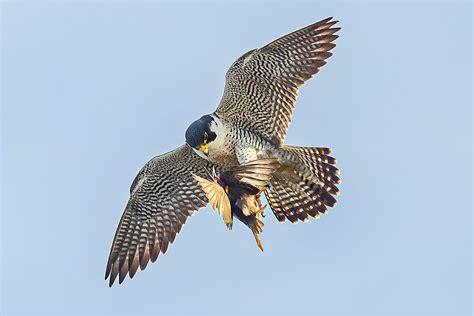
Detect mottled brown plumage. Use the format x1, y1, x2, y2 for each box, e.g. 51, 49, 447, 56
194, 159, 280, 251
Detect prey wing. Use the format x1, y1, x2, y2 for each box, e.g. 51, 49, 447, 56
231, 158, 280, 189
192, 174, 232, 227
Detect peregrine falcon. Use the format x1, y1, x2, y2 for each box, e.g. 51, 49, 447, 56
106, 17, 341, 286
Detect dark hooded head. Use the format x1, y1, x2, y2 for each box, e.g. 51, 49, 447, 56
185, 115, 217, 155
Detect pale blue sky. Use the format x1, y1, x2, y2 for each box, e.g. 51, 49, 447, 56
1, 2, 472, 315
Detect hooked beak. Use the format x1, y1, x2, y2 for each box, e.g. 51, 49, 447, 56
198, 143, 209, 155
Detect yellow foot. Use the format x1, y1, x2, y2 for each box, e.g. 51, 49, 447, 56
254, 187, 267, 217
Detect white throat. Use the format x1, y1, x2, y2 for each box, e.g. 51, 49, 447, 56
208, 114, 227, 151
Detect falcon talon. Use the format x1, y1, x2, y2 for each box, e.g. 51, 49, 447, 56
255, 197, 266, 216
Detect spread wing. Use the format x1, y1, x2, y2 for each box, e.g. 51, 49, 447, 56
105, 144, 222, 286
215, 17, 340, 145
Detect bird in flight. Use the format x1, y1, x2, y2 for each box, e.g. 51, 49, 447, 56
106, 17, 341, 287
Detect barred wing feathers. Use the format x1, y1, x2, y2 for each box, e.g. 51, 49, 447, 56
216, 17, 340, 145
105, 144, 222, 287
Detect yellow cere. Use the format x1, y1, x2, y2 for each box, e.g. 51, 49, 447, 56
199, 132, 209, 153
199, 143, 208, 153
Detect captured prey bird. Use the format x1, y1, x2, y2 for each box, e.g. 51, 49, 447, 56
106, 17, 341, 286
193, 158, 281, 252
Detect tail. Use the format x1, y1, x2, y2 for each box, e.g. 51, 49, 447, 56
265, 145, 340, 223
248, 215, 265, 252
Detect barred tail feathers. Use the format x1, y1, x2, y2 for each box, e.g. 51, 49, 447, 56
265, 145, 340, 223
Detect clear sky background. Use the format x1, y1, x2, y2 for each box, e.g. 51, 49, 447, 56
1, 2, 472, 316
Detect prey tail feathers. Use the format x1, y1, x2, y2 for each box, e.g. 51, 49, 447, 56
253, 232, 264, 252
265, 145, 340, 223
247, 216, 265, 252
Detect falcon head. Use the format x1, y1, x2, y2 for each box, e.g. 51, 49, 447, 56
185, 114, 217, 158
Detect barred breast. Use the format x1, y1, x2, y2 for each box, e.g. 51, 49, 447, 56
208, 122, 278, 168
